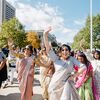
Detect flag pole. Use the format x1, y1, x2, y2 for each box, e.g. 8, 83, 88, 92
90, 0, 93, 52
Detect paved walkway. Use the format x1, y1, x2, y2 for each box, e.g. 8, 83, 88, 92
0, 68, 43, 100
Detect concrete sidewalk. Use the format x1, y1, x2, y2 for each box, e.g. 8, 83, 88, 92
0, 73, 43, 100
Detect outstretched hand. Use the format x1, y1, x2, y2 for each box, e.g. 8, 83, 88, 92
44, 26, 52, 35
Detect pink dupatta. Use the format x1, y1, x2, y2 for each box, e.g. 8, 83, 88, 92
17, 57, 33, 93
75, 64, 93, 88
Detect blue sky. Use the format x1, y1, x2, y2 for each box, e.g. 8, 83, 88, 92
7, 0, 100, 44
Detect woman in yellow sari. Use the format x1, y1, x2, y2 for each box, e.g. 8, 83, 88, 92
39, 47, 54, 100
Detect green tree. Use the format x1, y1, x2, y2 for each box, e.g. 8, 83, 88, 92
0, 18, 27, 48
92, 14, 100, 48
72, 14, 100, 49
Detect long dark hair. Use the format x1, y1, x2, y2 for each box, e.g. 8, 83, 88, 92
94, 50, 100, 60
61, 44, 71, 52
77, 52, 90, 68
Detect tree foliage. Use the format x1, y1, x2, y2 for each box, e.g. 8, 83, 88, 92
26, 31, 41, 48
72, 14, 100, 50
0, 18, 27, 48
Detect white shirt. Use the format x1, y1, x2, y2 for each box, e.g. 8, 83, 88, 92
91, 59, 100, 72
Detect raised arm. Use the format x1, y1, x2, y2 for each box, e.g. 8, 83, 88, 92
72, 57, 86, 78
43, 27, 52, 53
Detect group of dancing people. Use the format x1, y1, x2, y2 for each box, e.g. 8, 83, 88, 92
0, 27, 100, 100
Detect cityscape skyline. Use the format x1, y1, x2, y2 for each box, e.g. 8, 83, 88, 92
5, 0, 100, 43
0, 0, 15, 25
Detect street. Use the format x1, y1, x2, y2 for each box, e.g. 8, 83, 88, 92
0, 68, 43, 100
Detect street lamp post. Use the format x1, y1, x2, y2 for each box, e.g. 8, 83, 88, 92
90, 0, 93, 52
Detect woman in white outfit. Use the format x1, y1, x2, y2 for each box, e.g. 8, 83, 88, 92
91, 50, 100, 100
7, 45, 17, 84
43, 27, 86, 100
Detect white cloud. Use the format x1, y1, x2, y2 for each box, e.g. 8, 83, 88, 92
74, 19, 85, 26
7, 0, 19, 6
56, 28, 78, 43
7, 0, 65, 30
62, 28, 72, 33
15, 3, 61, 30
6, 0, 80, 43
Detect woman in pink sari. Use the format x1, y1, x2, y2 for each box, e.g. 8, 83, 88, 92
75, 52, 94, 100
17, 45, 35, 100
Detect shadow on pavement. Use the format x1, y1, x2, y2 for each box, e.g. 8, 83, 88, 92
5, 85, 19, 88
0, 93, 43, 100
0, 93, 20, 100
33, 94, 43, 100
34, 78, 41, 86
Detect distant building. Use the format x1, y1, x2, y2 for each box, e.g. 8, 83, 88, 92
0, 0, 15, 26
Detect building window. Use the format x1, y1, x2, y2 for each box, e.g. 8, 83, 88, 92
5, 4, 15, 20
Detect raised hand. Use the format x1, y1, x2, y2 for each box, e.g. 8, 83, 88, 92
43, 26, 52, 53
44, 26, 52, 35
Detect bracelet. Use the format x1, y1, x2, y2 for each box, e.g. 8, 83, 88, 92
71, 71, 75, 75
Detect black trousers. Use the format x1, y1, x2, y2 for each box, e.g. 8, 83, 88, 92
0, 80, 2, 88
